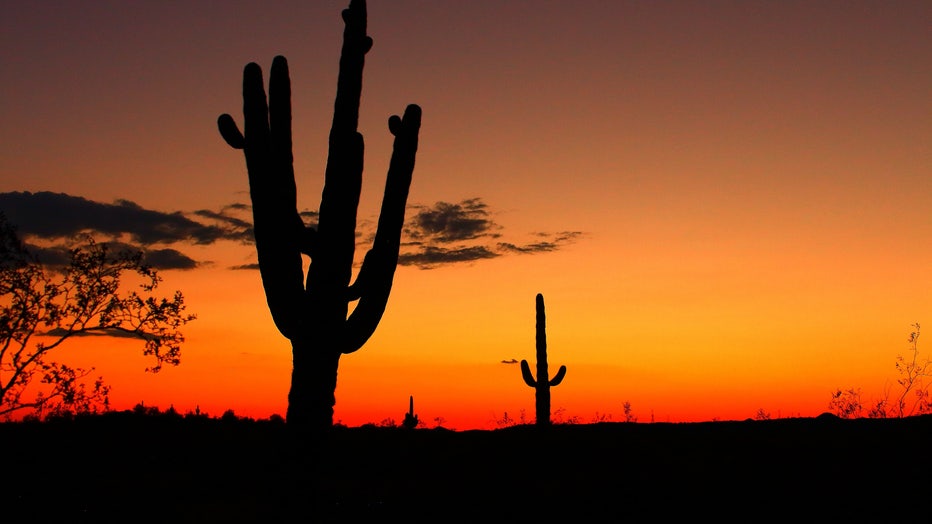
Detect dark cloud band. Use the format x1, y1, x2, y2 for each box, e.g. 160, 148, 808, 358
0, 191, 235, 245
0, 192, 583, 271
405, 198, 500, 243
398, 199, 584, 269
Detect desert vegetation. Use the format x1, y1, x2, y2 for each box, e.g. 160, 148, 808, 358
2, 402, 929, 521
2, 2, 930, 520
519, 293, 567, 427
828, 323, 931, 419
0, 213, 195, 421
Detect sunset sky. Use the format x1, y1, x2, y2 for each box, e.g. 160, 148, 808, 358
1, 0, 930, 429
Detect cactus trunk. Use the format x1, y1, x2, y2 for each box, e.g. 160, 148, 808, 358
521, 294, 567, 426
218, 0, 421, 430
534, 294, 551, 423
403, 394, 418, 429
287, 341, 341, 428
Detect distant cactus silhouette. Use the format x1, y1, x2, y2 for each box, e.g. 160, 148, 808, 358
217, 0, 421, 429
521, 294, 567, 426
402, 395, 419, 429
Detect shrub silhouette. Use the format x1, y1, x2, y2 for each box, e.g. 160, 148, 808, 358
895, 323, 931, 417
521, 293, 567, 426
217, 0, 421, 430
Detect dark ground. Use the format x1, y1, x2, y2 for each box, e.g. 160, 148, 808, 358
2, 412, 930, 522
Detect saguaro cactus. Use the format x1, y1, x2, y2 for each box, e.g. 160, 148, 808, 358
402, 395, 419, 429
217, 0, 421, 429
521, 293, 567, 426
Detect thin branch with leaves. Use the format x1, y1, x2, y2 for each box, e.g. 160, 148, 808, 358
0, 214, 196, 419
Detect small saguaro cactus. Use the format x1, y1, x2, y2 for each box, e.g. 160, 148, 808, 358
521, 293, 567, 426
402, 395, 419, 429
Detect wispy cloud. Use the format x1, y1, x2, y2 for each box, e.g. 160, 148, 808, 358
496, 231, 585, 254
396, 198, 585, 269
191, 206, 254, 244
397, 245, 499, 267
44, 327, 149, 339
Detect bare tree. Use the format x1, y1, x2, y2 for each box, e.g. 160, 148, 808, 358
895, 323, 931, 417
0, 214, 196, 419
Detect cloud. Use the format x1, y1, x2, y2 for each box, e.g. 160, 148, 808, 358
43, 327, 147, 339
230, 197, 584, 270
0, 191, 237, 245
501, 359, 519, 364
0, 191, 246, 270
299, 210, 320, 222
191, 207, 254, 244
141, 248, 199, 270
20, 245, 72, 268
0, 192, 583, 272
496, 231, 585, 254
397, 245, 499, 267
404, 198, 500, 243
395, 199, 585, 269
22, 240, 199, 271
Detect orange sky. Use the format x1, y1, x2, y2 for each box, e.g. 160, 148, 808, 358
2, 1, 931, 429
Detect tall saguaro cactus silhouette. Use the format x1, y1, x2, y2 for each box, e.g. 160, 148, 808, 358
521, 294, 567, 426
217, 0, 421, 429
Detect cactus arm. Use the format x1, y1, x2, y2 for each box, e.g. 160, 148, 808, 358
217, 115, 244, 149
308, 0, 372, 320
345, 248, 372, 301
333, 0, 372, 135
520, 359, 538, 387
217, 58, 305, 339
550, 365, 567, 387
343, 104, 420, 353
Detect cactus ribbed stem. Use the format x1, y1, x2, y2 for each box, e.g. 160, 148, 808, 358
403, 395, 418, 429
521, 294, 567, 426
